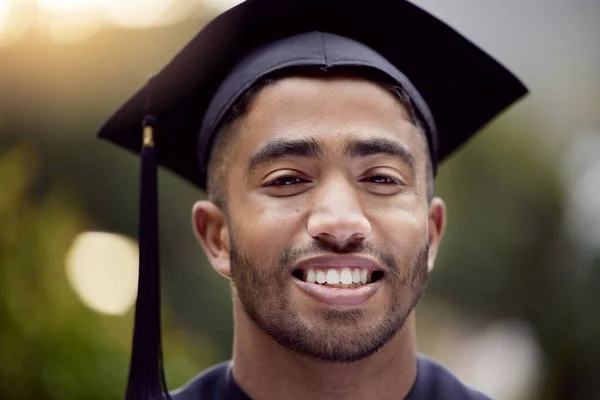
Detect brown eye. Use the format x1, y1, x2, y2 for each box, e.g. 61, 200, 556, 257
265, 175, 308, 187
363, 175, 401, 185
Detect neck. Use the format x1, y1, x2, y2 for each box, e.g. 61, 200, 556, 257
231, 300, 418, 400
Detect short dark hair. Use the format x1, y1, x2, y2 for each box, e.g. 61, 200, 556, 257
206, 67, 434, 211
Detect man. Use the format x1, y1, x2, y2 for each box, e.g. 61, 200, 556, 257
97, 0, 527, 399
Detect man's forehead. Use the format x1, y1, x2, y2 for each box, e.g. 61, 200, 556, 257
241, 74, 417, 137
222, 73, 430, 176
250, 73, 407, 110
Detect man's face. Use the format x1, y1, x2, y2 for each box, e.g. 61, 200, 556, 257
215, 76, 440, 362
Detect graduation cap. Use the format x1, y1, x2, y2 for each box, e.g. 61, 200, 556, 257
96, 0, 528, 398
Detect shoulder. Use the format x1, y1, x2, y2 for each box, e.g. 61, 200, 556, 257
406, 355, 492, 400
170, 361, 234, 400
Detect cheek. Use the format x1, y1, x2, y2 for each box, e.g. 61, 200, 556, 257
229, 194, 306, 255
370, 206, 428, 252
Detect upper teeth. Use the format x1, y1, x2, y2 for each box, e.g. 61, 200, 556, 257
303, 267, 371, 285
316, 270, 326, 284
340, 268, 352, 284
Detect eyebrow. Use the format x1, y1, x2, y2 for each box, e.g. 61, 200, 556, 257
247, 138, 324, 173
343, 138, 415, 171
246, 136, 415, 174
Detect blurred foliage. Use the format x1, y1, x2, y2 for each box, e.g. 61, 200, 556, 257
0, 143, 217, 399
429, 117, 600, 400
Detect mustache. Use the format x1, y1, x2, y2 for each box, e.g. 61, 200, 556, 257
279, 238, 398, 273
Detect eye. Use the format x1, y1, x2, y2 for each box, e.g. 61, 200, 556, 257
264, 175, 309, 187
362, 174, 402, 185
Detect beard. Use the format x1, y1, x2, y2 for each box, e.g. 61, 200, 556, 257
230, 235, 429, 363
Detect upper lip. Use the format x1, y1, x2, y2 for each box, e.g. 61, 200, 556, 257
291, 255, 384, 272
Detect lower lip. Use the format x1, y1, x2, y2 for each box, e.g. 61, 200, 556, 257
293, 276, 381, 307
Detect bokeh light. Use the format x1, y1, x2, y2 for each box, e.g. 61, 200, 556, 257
38, 0, 96, 14
102, 0, 174, 29
202, 0, 243, 12
563, 130, 600, 253
0, 0, 11, 32
1, 0, 183, 44
45, 12, 103, 43
38, 0, 103, 43
65, 232, 139, 315
450, 321, 542, 399
0, 0, 30, 47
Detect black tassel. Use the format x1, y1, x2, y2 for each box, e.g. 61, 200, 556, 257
125, 115, 171, 400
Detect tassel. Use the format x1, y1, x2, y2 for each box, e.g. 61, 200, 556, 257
125, 115, 171, 400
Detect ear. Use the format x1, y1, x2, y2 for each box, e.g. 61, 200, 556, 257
192, 201, 232, 278
426, 197, 446, 273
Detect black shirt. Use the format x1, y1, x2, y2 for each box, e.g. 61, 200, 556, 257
170, 355, 491, 400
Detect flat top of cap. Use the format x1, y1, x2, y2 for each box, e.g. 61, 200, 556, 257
97, 0, 528, 190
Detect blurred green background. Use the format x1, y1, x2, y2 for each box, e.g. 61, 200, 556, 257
1, 1, 599, 399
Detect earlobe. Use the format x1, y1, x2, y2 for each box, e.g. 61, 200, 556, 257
426, 197, 446, 273
192, 201, 232, 278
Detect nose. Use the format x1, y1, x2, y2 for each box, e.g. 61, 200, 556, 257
307, 178, 371, 246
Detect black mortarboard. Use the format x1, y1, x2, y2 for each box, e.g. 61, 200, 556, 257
95, 0, 528, 398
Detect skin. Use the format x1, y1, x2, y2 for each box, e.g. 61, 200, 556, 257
193, 76, 446, 400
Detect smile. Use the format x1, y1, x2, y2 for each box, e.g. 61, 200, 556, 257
291, 256, 385, 306
292, 267, 384, 288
